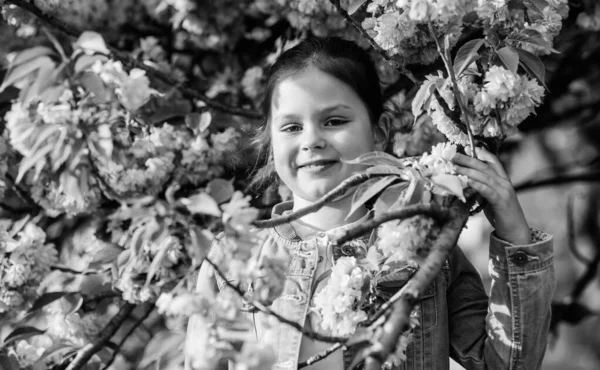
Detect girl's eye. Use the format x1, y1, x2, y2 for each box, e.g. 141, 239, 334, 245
281, 123, 302, 132
325, 118, 348, 127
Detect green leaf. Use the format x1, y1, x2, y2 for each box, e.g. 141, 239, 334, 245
347, 176, 397, 220
2, 327, 46, 346
412, 79, 437, 119
9, 46, 56, 67
346, 151, 406, 168
138, 331, 185, 368
523, 0, 548, 15
181, 192, 222, 216
15, 144, 54, 183
8, 215, 31, 238
88, 244, 123, 268
403, 173, 428, 206
430, 174, 466, 202
508, 29, 558, 53
73, 54, 108, 74
497, 46, 519, 74
189, 226, 213, 263
347, 0, 367, 15
206, 178, 234, 204
0, 55, 54, 93
373, 182, 409, 216
27, 292, 68, 314
145, 236, 173, 287
453, 38, 486, 77
80, 71, 110, 103
514, 47, 548, 90
365, 165, 407, 177
62, 293, 84, 314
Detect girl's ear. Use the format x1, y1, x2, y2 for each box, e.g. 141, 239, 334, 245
373, 115, 390, 152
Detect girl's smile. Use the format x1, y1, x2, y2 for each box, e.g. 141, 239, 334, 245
269, 66, 382, 204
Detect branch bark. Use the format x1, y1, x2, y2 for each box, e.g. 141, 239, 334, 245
253, 172, 383, 228
514, 170, 600, 192
363, 198, 471, 369
65, 301, 136, 370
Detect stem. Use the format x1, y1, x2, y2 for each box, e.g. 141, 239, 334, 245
102, 304, 155, 370
66, 302, 136, 370
333, 204, 449, 246
514, 170, 600, 192
427, 22, 477, 157
205, 258, 346, 344
363, 199, 472, 370
297, 343, 344, 369
328, 0, 419, 84
253, 172, 381, 228
4, 0, 261, 120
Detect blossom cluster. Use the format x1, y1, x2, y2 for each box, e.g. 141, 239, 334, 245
0, 223, 57, 317
363, 0, 475, 65
311, 256, 369, 337
4, 94, 107, 215
478, 0, 568, 56
92, 60, 159, 112
424, 66, 545, 145
253, 0, 348, 36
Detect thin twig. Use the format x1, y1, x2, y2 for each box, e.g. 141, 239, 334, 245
102, 304, 155, 370
427, 22, 477, 156
4, 0, 261, 120
66, 302, 136, 370
253, 172, 382, 228
334, 204, 449, 246
205, 257, 346, 344
514, 170, 600, 192
328, 0, 419, 84
298, 343, 344, 369
567, 192, 591, 263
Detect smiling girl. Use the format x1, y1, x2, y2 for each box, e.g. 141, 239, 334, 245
186, 37, 555, 370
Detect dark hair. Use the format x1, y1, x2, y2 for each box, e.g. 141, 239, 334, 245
248, 36, 385, 193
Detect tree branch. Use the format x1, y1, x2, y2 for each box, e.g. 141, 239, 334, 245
514, 170, 600, 192
205, 257, 345, 344
363, 198, 471, 369
102, 304, 155, 370
298, 343, 344, 369
333, 204, 449, 246
65, 301, 136, 370
253, 172, 383, 228
4, 0, 261, 120
428, 22, 477, 155
328, 0, 419, 85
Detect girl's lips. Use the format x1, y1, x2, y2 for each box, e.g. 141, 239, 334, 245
298, 160, 339, 173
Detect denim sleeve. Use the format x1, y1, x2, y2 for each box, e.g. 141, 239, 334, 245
447, 228, 555, 370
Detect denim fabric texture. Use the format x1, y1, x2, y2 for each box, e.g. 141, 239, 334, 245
187, 202, 555, 370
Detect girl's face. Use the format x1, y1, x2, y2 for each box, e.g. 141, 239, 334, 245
269, 66, 380, 203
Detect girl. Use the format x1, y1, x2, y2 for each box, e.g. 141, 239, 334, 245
187, 37, 555, 370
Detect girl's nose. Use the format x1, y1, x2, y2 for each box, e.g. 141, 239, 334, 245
300, 126, 327, 151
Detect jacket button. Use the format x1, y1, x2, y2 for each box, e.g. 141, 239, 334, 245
511, 251, 529, 266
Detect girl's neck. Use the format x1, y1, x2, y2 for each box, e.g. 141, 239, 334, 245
291, 192, 367, 231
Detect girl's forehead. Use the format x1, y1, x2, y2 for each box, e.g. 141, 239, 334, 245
270, 67, 364, 116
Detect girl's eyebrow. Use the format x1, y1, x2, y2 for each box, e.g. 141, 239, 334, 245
318, 104, 353, 114
273, 104, 353, 122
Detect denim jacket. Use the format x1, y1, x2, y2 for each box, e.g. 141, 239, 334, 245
187, 202, 555, 370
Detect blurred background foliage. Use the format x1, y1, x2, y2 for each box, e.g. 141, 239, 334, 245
0, 0, 599, 369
